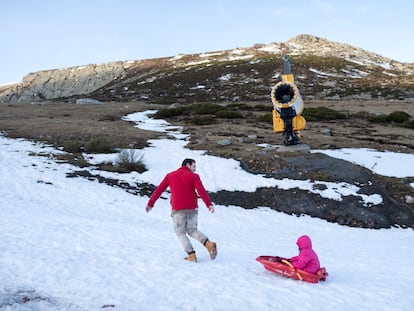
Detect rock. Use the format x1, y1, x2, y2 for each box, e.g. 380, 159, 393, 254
217, 139, 232, 146
320, 128, 332, 135
76, 98, 103, 105
0, 61, 128, 104
275, 143, 310, 153
406, 195, 414, 204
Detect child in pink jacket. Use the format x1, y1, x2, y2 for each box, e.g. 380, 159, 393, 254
289, 235, 320, 274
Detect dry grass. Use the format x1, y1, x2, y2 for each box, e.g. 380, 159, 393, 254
0, 99, 413, 173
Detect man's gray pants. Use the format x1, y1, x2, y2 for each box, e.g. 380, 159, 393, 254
171, 209, 208, 254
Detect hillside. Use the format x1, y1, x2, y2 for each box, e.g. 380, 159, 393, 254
1, 34, 414, 104
0, 34, 413, 229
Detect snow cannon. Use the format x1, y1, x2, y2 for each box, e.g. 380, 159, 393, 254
271, 55, 306, 146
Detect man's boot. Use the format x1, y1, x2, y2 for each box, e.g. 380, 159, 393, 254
184, 251, 197, 262
204, 240, 217, 260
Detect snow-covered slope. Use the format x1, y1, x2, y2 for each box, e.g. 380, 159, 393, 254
1, 112, 414, 310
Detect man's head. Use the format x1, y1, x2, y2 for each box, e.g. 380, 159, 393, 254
182, 158, 196, 172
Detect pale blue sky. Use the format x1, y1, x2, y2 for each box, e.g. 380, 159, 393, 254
1, 0, 413, 85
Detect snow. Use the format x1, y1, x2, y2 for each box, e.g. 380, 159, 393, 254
309, 68, 339, 78
258, 43, 282, 54
312, 148, 414, 178
1, 110, 414, 310
218, 74, 232, 81
186, 60, 211, 66
199, 52, 224, 58
225, 55, 254, 62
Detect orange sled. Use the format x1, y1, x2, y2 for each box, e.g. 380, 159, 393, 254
256, 256, 328, 284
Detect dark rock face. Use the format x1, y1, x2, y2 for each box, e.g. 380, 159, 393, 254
210, 153, 414, 229
210, 186, 414, 229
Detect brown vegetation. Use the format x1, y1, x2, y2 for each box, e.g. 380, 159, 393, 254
1, 99, 413, 228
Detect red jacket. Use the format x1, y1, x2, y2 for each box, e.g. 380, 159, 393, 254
289, 235, 320, 274
147, 166, 212, 210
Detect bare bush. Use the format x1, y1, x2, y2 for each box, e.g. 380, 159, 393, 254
116, 149, 146, 173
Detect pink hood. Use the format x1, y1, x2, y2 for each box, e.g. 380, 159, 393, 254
297, 235, 312, 250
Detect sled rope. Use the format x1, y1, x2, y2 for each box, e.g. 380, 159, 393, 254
281, 259, 303, 281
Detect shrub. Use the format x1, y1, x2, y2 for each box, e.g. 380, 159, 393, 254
253, 104, 272, 111
386, 111, 410, 123
192, 103, 224, 115
116, 149, 146, 173
88, 136, 113, 153
77, 157, 90, 168
368, 111, 410, 123
191, 116, 216, 125
402, 119, 414, 129
63, 141, 82, 153
215, 110, 243, 119
368, 114, 388, 122
256, 113, 273, 123
153, 106, 188, 118
225, 103, 253, 110
351, 111, 371, 119
302, 107, 347, 121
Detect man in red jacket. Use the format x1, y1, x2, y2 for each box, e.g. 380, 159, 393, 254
146, 158, 217, 262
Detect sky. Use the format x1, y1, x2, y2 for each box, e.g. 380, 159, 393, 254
1, 110, 414, 310
1, 0, 414, 85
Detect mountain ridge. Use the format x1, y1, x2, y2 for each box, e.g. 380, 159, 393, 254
1, 34, 413, 104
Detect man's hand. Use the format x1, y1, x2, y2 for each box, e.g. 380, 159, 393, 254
145, 205, 153, 213
208, 205, 215, 213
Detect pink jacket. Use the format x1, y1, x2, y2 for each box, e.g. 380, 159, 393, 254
289, 235, 320, 274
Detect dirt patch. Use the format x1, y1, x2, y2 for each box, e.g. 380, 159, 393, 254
0, 101, 162, 150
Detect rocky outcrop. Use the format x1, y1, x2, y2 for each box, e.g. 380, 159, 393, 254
0, 61, 133, 104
